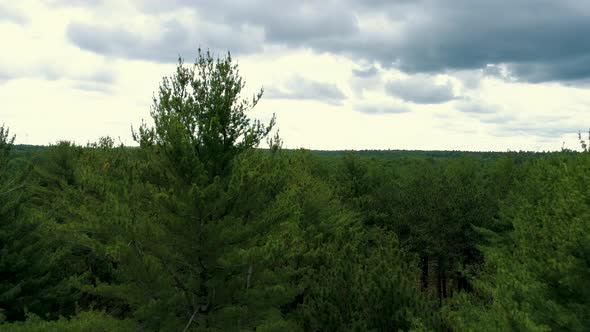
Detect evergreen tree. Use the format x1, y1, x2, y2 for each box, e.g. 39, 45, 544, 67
0, 139, 120, 322
133, 48, 274, 180
448, 154, 590, 331
0, 125, 27, 321
107, 49, 296, 331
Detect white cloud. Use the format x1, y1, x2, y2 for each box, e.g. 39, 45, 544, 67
386, 75, 459, 104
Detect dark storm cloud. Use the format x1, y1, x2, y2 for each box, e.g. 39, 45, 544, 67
65, 0, 355, 63
268, 0, 590, 83
0, 4, 28, 24
64, 0, 590, 82
67, 0, 357, 62
385, 77, 457, 104
266, 76, 346, 105
509, 55, 590, 83
226, 3, 357, 45
138, 0, 358, 44
208, 0, 590, 83
482, 65, 506, 79
374, 0, 590, 83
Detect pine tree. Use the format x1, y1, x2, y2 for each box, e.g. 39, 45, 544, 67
0, 125, 27, 321
109, 49, 296, 331
448, 153, 590, 331
133, 48, 274, 181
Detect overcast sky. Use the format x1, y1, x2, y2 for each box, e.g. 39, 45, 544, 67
1, 0, 589, 151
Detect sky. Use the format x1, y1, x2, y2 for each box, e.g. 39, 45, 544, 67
1, 0, 589, 151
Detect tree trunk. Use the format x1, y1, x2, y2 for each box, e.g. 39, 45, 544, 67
441, 266, 447, 300
436, 259, 442, 306
421, 256, 429, 291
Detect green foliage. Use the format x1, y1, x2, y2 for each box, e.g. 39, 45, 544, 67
0, 140, 118, 321
448, 153, 590, 331
0, 125, 26, 321
134, 49, 274, 179
111, 50, 289, 330
299, 227, 439, 331
71, 50, 431, 331
0, 311, 139, 332
331, 153, 501, 305
0, 125, 15, 167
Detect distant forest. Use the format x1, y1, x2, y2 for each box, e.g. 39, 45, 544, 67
0, 51, 588, 331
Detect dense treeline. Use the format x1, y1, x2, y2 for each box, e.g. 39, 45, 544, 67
0, 51, 588, 331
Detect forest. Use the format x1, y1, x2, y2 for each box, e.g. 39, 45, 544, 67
0, 50, 588, 331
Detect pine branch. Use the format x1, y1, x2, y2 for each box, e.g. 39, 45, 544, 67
0, 184, 24, 196
182, 308, 199, 332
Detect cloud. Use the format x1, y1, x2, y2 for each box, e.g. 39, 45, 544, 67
0, 4, 28, 25
137, 0, 359, 45
496, 124, 580, 138
352, 66, 379, 78
0, 64, 51, 82
0, 67, 16, 83
43, 0, 105, 7
77, 70, 116, 84
287, 0, 590, 83
367, 0, 590, 83
66, 18, 263, 63
509, 55, 590, 83
354, 102, 411, 115
72, 81, 113, 93
59, 0, 590, 83
456, 99, 578, 138
350, 65, 383, 97
67, 21, 191, 62
266, 76, 346, 105
456, 100, 517, 124
456, 102, 499, 114
478, 113, 516, 124
70, 70, 116, 93
386, 76, 458, 104
0, 62, 116, 88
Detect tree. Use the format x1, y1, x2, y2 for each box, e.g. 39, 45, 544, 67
0, 138, 124, 323
134, 49, 274, 180
0, 125, 23, 321
578, 129, 590, 152
106, 50, 291, 331
448, 154, 590, 331
298, 225, 440, 331
0, 126, 14, 167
